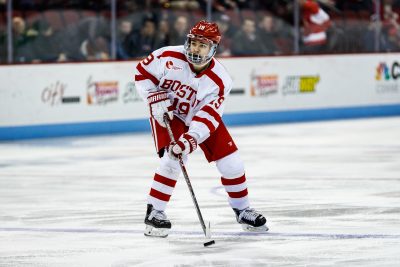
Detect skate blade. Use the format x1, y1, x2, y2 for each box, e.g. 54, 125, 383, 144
241, 224, 269, 232
144, 225, 169, 238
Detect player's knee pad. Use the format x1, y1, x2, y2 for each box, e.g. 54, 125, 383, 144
156, 152, 186, 179
216, 151, 245, 178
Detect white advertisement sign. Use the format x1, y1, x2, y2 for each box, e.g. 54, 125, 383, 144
0, 61, 146, 127
0, 53, 399, 129
222, 54, 400, 113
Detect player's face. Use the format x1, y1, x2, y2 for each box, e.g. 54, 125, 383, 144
189, 39, 211, 57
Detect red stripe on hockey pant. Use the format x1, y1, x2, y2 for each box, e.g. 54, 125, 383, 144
154, 173, 177, 187
221, 175, 246, 186
149, 188, 171, 201
192, 116, 216, 133
136, 63, 159, 86
201, 105, 221, 122
227, 189, 248, 198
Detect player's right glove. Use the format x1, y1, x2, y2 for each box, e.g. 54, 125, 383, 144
147, 91, 174, 127
168, 133, 197, 160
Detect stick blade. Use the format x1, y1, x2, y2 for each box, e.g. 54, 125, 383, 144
204, 240, 215, 247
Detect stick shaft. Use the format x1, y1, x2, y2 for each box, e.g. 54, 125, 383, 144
163, 115, 207, 236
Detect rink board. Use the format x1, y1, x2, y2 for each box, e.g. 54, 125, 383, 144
1, 104, 400, 140
1, 53, 399, 140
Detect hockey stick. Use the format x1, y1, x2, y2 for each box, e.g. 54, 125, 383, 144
163, 114, 215, 247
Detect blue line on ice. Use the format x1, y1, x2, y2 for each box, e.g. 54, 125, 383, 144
1, 227, 399, 239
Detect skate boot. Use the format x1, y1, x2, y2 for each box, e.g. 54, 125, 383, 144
233, 207, 268, 232
144, 204, 171, 238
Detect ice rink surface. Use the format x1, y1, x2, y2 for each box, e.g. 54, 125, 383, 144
1, 117, 400, 267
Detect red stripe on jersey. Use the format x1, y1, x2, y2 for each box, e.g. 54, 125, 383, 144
227, 189, 248, 198
154, 173, 177, 187
135, 74, 146, 81
136, 63, 159, 86
196, 59, 215, 78
192, 116, 216, 133
149, 188, 171, 201
205, 70, 224, 97
221, 175, 246, 186
201, 105, 221, 122
157, 51, 187, 62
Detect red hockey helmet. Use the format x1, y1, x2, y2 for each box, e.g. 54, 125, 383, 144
189, 20, 221, 44
184, 20, 221, 65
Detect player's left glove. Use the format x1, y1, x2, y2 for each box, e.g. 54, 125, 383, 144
168, 133, 197, 160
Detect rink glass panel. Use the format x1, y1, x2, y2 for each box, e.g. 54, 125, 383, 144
0, 0, 398, 64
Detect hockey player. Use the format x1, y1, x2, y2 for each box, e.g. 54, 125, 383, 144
300, 0, 331, 53
134, 20, 268, 237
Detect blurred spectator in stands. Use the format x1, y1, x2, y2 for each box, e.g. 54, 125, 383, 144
154, 19, 171, 49
125, 18, 157, 58
362, 2, 400, 53
258, 14, 280, 55
335, 0, 373, 12
206, 0, 238, 12
29, 20, 67, 62
215, 14, 235, 56
160, 0, 199, 10
169, 15, 188, 45
300, 0, 331, 54
120, 1, 148, 31
382, 3, 400, 51
12, 16, 38, 62
116, 19, 133, 59
80, 36, 110, 61
61, 16, 109, 61
231, 18, 267, 56
363, 14, 388, 52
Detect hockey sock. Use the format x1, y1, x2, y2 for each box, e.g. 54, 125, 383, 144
147, 154, 182, 211
221, 174, 250, 210
216, 151, 250, 210
148, 173, 177, 211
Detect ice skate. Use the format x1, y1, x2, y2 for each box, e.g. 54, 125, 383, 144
233, 207, 268, 232
144, 204, 171, 238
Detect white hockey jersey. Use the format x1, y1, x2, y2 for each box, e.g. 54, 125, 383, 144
134, 45, 233, 144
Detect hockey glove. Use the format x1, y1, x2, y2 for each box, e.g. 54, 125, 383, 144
147, 91, 173, 127
168, 133, 197, 160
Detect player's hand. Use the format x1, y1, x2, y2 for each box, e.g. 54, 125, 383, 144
147, 91, 173, 127
168, 133, 197, 160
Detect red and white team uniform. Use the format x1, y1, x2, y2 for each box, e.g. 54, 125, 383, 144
302, 0, 331, 46
136, 20, 267, 236
136, 45, 231, 146
135, 45, 250, 211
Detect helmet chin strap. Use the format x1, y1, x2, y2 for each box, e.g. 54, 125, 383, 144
191, 57, 211, 69
184, 40, 218, 66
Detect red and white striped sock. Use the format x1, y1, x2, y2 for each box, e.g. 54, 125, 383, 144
148, 173, 177, 211
221, 174, 250, 210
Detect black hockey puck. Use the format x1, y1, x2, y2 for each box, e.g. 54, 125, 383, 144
203, 240, 215, 247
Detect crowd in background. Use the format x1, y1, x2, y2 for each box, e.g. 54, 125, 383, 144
0, 0, 400, 63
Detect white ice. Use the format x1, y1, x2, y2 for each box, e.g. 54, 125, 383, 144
1, 117, 400, 266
